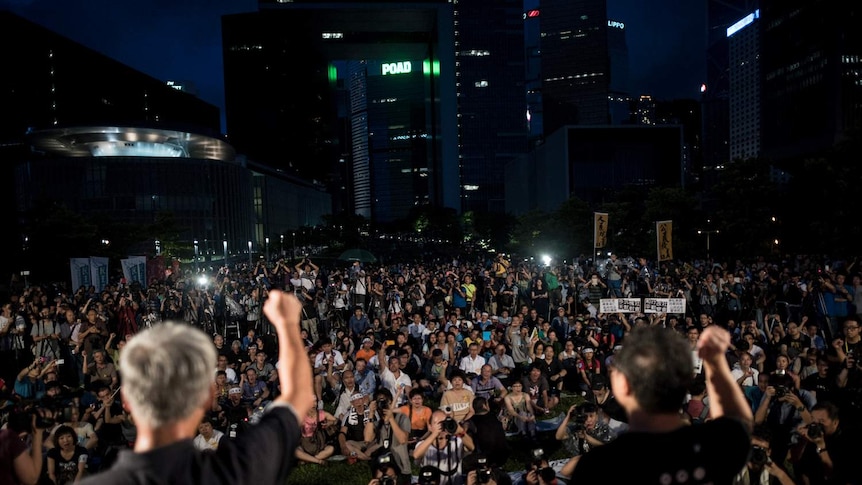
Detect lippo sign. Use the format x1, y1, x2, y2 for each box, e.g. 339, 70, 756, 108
382, 61, 412, 75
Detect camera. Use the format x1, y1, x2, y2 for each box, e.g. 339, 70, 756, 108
380, 477, 396, 485
750, 445, 770, 466
442, 416, 458, 434
774, 385, 790, 398
377, 398, 389, 411
570, 409, 588, 431
32, 408, 55, 429
477, 467, 493, 484
807, 422, 825, 439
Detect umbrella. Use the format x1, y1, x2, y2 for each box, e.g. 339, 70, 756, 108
337, 248, 377, 263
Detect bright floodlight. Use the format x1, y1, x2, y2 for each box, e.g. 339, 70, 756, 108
542, 255, 551, 266
197, 275, 208, 286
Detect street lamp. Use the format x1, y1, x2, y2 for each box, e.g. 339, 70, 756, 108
697, 229, 720, 260
280, 234, 284, 257
155, 240, 161, 256
193, 240, 199, 273
265, 237, 270, 262
292, 232, 296, 262
222, 239, 228, 264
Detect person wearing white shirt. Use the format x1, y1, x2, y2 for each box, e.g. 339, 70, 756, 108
459, 342, 486, 379
313, 339, 346, 406
193, 421, 224, 451
731, 351, 759, 387
407, 314, 427, 343
378, 342, 413, 406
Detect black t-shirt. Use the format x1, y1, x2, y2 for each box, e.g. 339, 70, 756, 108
534, 357, 563, 381
80, 405, 301, 485
571, 417, 750, 484
464, 412, 509, 467
48, 445, 89, 484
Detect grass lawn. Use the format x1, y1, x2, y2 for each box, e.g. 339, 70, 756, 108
286, 394, 584, 485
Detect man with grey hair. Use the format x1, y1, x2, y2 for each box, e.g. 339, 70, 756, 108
82, 290, 313, 484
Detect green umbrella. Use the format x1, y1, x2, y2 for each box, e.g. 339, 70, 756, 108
337, 248, 377, 263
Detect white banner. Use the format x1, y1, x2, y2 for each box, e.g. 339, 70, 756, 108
599, 298, 643, 313
121, 256, 147, 285
643, 298, 687, 314
89, 257, 109, 293
668, 298, 687, 314
70, 258, 92, 290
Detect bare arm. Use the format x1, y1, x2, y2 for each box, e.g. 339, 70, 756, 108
698, 326, 753, 430
13, 417, 45, 485
263, 291, 314, 420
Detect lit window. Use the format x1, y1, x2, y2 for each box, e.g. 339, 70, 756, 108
475, 80, 489, 87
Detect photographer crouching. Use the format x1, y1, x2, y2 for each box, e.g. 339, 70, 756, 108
554, 402, 615, 459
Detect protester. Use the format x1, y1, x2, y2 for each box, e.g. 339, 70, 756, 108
5, 251, 862, 485
564, 325, 753, 482
78, 290, 313, 484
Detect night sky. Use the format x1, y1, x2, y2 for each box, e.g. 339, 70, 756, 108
3, 0, 706, 132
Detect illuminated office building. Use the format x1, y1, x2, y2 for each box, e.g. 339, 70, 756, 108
727, 9, 761, 163
454, 0, 528, 213
222, 2, 459, 222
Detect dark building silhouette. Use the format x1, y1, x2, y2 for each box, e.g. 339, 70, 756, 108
539, 0, 611, 134
0, 10, 330, 284
702, 0, 759, 170
759, 0, 862, 164
222, 1, 459, 222
454, 0, 528, 213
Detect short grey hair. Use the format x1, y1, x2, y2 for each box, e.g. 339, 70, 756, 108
121, 322, 216, 428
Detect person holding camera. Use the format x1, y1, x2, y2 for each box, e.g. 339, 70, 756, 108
1, 407, 51, 485
565, 325, 752, 483
367, 453, 402, 485
365, 389, 412, 485
731, 425, 795, 485
753, 370, 816, 466
790, 401, 860, 484
463, 452, 511, 485
514, 449, 556, 485
413, 409, 475, 485
555, 402, 615, 459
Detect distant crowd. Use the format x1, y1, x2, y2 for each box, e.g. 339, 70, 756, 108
2, 251, 862, 484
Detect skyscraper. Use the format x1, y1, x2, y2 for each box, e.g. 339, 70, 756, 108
759, 0, 862, 163
222, 2, 459, 222
727, 9, 761, 163
453, 0, 528, 213
702, 0, 759, 169
539, 0, 611, 134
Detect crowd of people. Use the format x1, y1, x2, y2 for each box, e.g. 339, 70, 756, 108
2, 250, 862, 484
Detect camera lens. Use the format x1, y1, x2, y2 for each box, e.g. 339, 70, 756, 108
807, 422, 824, 439
750, 445, 769, 466
442, 417, 458, 434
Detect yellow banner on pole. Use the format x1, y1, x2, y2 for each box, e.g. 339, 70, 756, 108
657, 220, 673, 261
594, 212, 608, 249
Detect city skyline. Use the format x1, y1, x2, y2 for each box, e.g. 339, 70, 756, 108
3, 0, 707, 133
